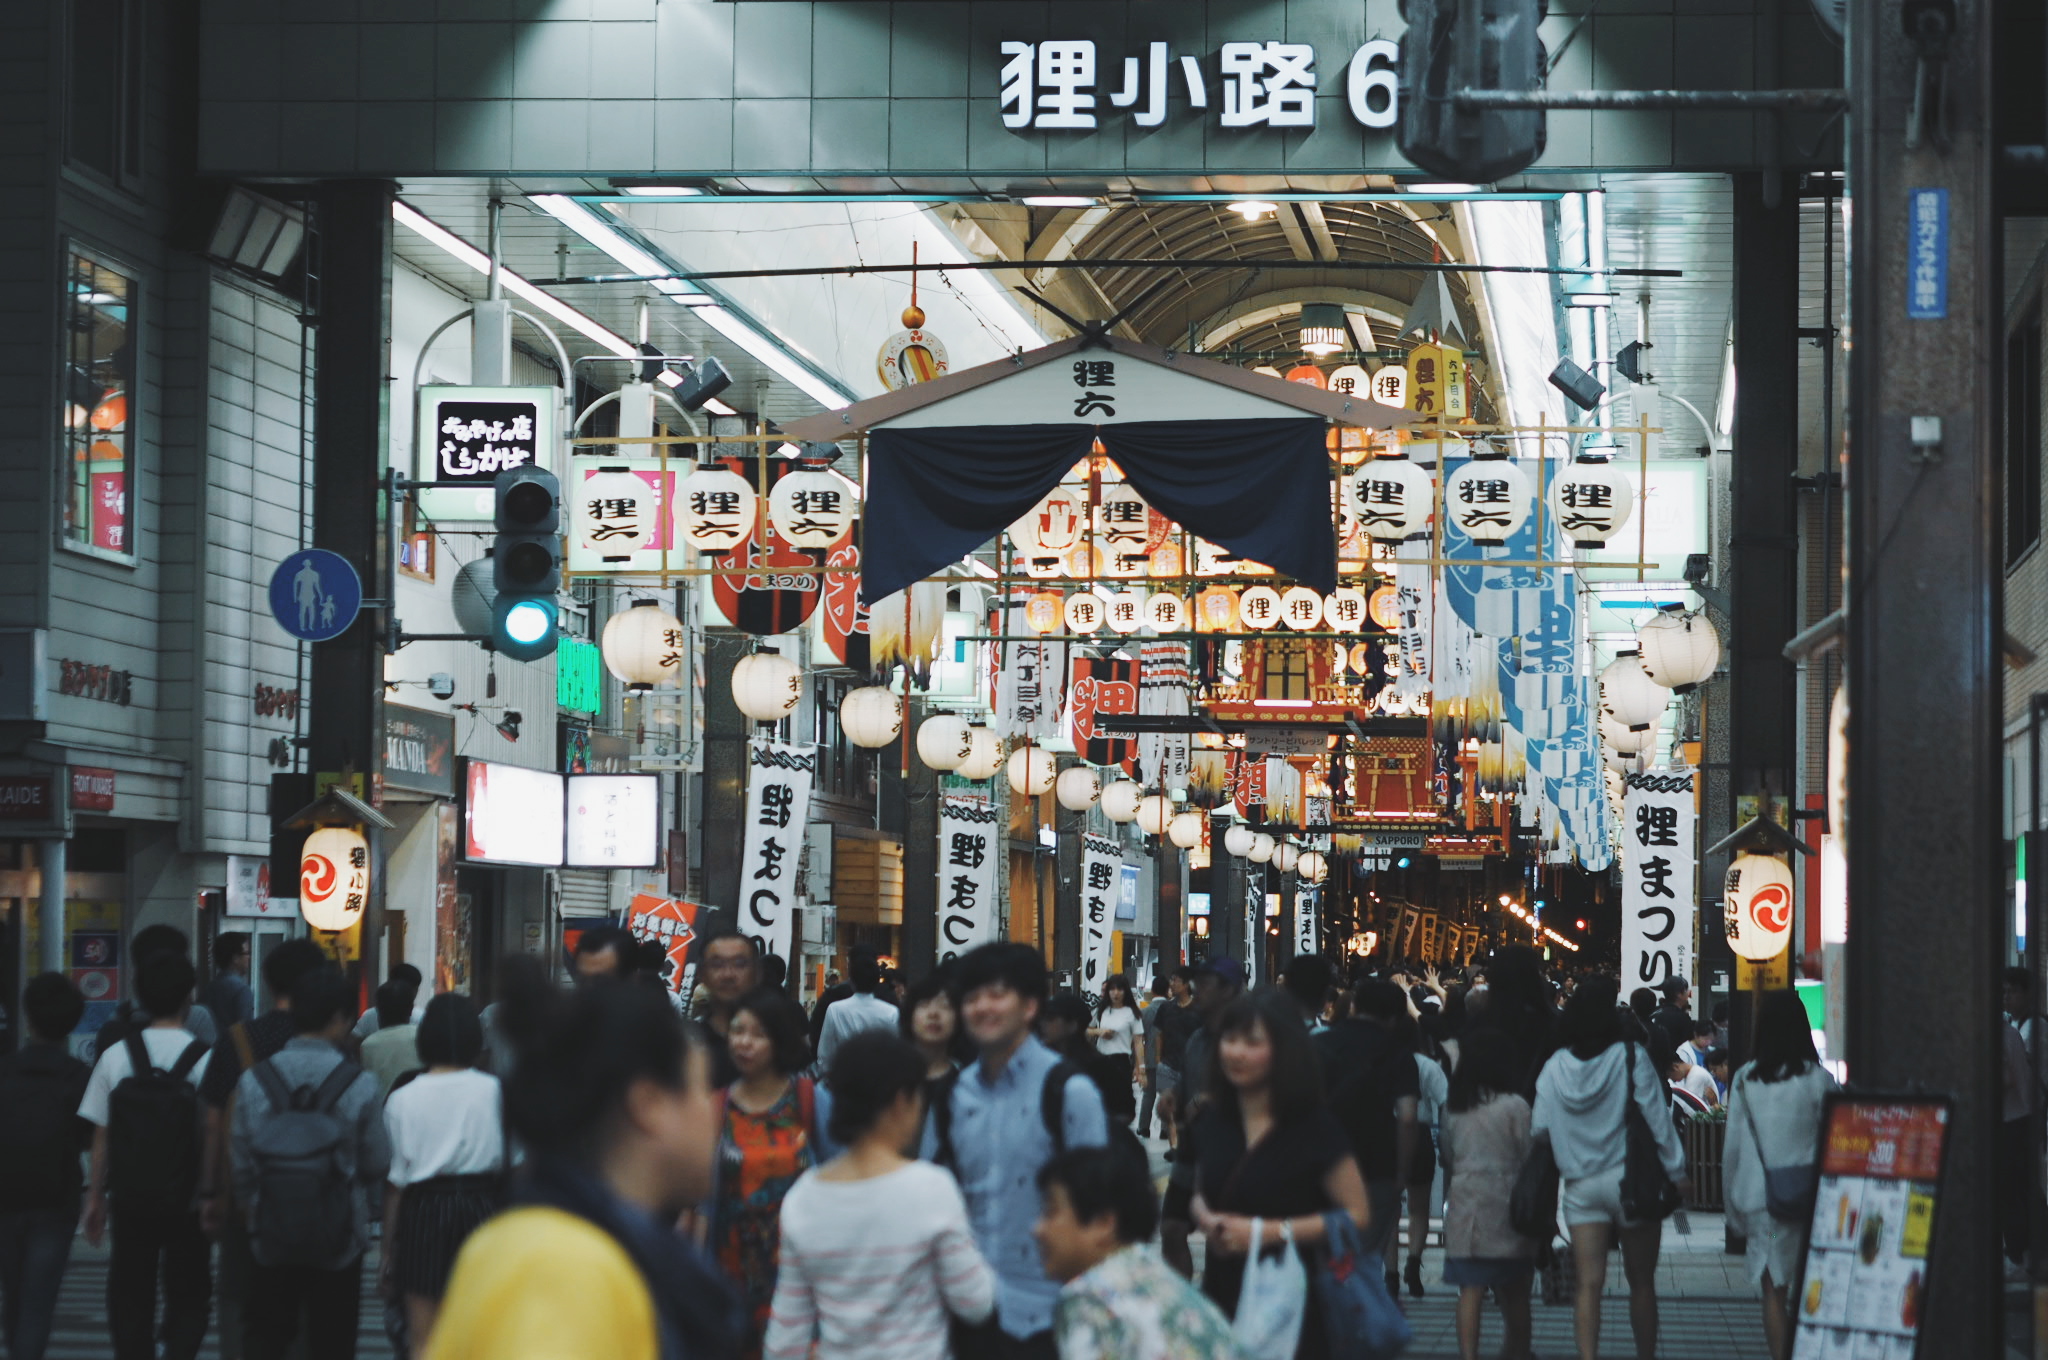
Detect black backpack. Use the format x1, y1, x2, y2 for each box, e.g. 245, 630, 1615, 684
0, 1051, 90, 1209
107, 1032, 208, 1214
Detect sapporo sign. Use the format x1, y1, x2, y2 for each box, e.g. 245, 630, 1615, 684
1000, 38, 1396, 132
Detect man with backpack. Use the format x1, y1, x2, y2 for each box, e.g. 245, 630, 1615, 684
230, 965, 389, 1360
921, 942, 1107, 1360
1314, 977, 1421, 1265
0, 974, 92, 1360
78, 951, 214, 1360
93, 924, 217, 1060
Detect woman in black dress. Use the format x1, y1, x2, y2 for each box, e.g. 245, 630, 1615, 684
1188, 990, 1372, 1359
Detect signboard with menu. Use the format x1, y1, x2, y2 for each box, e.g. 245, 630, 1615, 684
1792, 1094, 1952, 1360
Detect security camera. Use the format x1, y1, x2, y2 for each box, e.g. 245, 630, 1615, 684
671, 356, 734, 412
428, 673, 456, 701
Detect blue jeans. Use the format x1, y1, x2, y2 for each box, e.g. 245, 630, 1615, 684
0, 1204, 77, 1360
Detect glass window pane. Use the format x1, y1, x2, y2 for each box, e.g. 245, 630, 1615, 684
61, 251, 134, 555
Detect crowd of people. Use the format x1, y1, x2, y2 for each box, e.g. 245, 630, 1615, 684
0, 920, 1851, 1360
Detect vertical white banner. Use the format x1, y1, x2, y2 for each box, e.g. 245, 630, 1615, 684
938, 796, 1002, 962
737, 740, 817, 964
1245, 868, 1265, 987
1394, 561, 1432, 696
1293, 886, 1318, 960
994, 600, 1065, 740
1621, 771, 1697, 992
1138, 641, 1192, 794
1079, 833, 1121, 996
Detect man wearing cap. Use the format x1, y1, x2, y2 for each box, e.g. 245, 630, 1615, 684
1156, 956, 1243, 1277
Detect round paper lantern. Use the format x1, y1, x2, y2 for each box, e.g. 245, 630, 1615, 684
600, 600, 685, 690
838, 686, 902, 749
1056, 765, 1102, 811
1348, 458, 1433, 543
1145, 592, 1186, 632
1326, 363, 1371, 400
1827, 684, 1848, 846
1297, 850, 1329, 884
576, 470, 659, 554
767, 467, 857, 548
1223, 823, 1257, 858
731, 651, 802, 722
1136, 794, 1175, 837
1105, 590, 1146, 634
916, 713, 973, 771
1551, 456, 1636, 549
676, 465, 757, 553
1100, 779, 1142, 823
1724, 853, 1796, 961
1323, 588, 1369, 632
1064, 592, 1105, 635
1167, 810, 1205, 849
1007, 744, 1057, 796
956, 726, 1004, 781
1637, 607, 1722, 693
1598, 711, 1657, 755
1280, 586, 1324, 631
1273, 841, 1300, 873
1238, 585, 1282, 630
1025, 593, 1063, 633
1247, 832, 1277, 864
1010, 488, 1087, 566
1444, 455, 1532, 546
299, 825, 369, 932
1598, 653, 1669, 732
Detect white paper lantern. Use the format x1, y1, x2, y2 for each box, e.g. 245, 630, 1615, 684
676, 465, 757, 553
1007, 744, 1057, 795
1238, 585, 1282, 630
1443, 455, 1532, 546
1093, 485, 1155, 575
1551, 456, 1635, 549
916, 713, 973, 771
1370, 365, 1407, 408
1274, 841, 1300, 873
1598, 711, 1658, 755
1064, 592, 1105, 635
767, 467, 857, 548
1056, 765, 1103, 811
1280, 586, 1324, 631
1347, 458, 1433, 543
1248, 832, 1277, 864
1724, 853, 1796, 961
1637, 607, 1722, 693
1167, 810, 1205, 849
600, 600, 685, 691
1827, 683, 1848, 846
731, 651, 802, 722
1326, 363, 1371, 400
1323, 588, 1370, 633
575, 469, 658, 554
1297, 849, 1329, 884
956, 726, 1004, 781
1136, 794, 1175, 837
838, 686, 902, 749
1011, 488, 1088, 575
1105, 590, 1147, 634
299, 825, 370, 932
1100, 779, 1142, 823
1145, 592, 1187, 632
1598, 652, 1669, 732
1223, 823, 1257, 858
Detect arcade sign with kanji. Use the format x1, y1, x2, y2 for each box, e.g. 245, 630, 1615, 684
999, 38, 1398, 132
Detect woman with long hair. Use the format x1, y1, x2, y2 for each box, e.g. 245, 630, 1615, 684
1468, 946, 1557, 1099
1187, 990, 1371, 1360
425, 972, 742, 1360
1725, 990, 1838, 1360
1088, 973, 1144, 1114
1531, 976, 1687, 1360
899, 969, 972, 1082
1440, 1029, 1539, 1360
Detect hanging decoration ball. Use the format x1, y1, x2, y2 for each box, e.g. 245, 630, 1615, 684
1274, 841, 1300, 874
1636, 606, 1722, 692
1064, 592, 1106, 635
916, 712, 973, 772
1238, 585, 1283, 630
1551, 455, 1636, 549
299, 825, 370, 932
1598, 652, 1670, 732
1247, 832, 1278, 864
1007, 744, 1057, 796
1223, 822, 1257, 858
1056, 765, 1103, 812
1443, 453, 1533, 546
1100, 779, 1143, 824
1145, 592, 1187, 632
600, 600, 686, 691
1167, 810, 1206, 849
1280, 586, 1325, 631
956, 726, 1005, 781
1723, 852, 1796, 961
1347, 457, 1434, 543
1105, 589, 1147, 635
1598, 711, 1658, 755
675, 464, 758, 553
1136, 794, 1176, 837
730, 651, 802, 723
837, 686, 903, 749
1296, 850, 1329, 885
902, 303, 926, 330
767, 467, 858, 549
576, 470, 659, 553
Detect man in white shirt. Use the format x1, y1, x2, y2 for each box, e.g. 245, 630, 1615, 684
817, 948, 900, 1068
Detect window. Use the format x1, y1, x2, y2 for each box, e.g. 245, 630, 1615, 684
811, 676, 875, 800
2008, 313, 2043, 568
61, 250, 135, 557
1259, 637, 1312, 701
67, 0, 144, 189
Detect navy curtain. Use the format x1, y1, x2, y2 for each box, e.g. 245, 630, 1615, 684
859, 417, 1335, 603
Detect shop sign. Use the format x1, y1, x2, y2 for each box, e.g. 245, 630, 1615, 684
565, 774, 660, 868
416, 386, 558, 521
56, 660, 134, 705
224, 853, 277, 918
69, 766, 115, 812
0, 775, 55, 821
625, 892, 702, 998
1621, 771, 1697, 991
383, 705, 456, 798
999, 38, 1397, 132
556, 636, 603, 713
253, 684, 301, 720
461, 759, 564, 866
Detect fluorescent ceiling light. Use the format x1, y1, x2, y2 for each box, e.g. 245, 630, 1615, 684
691, 304, 851, 409
529, 194, 708, 303
1407, 182, 1481, 193
1020, 196, 1098, 208
1565, 292, 1618, 308
1230, 200, 1279, 221
620, 186, 707, 196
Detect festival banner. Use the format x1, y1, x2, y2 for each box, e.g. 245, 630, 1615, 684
993, 596, 1065, 740
1621, 771, 1697, 992
737, 740, 817, 963
1068, 655, 1138, 767
1137, 641, 1192, 792
937, 797, 1002, 962
1079, 833, 1122, 996
1393, 561, 1432, 696
1293, 885, 1318, 961
625, 892, 702, 1000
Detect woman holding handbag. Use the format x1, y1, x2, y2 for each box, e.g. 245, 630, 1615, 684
1724, 990, 1837, 1360
1532, 977, 1687, 1360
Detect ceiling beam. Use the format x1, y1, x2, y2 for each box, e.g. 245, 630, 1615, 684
1276, 204, 1316, 262
1297, 201, 1341, 262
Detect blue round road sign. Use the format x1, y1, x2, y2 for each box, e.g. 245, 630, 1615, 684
268, 550, 363, 642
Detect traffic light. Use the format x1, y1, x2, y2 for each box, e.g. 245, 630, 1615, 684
491, 466, 560, 661
1398, 0, 1547, 184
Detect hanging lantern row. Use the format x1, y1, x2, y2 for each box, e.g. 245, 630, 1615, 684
675, 463, 861, 554
1026, 585, 1378, 637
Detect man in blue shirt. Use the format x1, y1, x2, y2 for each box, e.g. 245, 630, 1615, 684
924, 942, 1108, 1359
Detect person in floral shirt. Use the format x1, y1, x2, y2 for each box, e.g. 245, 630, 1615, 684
1033, 1144, 1241, 1360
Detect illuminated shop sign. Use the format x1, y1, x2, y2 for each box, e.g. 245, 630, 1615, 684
998, 38, 1397, 132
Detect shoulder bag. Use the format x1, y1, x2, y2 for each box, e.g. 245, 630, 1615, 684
1738, 1073, 1820, 1222
1508, 1130, 1559, 1240
1315, 1209, 1413, 1360
1619, 1041, 1683, 1223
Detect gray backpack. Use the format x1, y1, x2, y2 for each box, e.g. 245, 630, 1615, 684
245, 1058, 362, 1267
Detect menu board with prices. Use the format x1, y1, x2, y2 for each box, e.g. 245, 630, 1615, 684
1792, 1096, 1951, 1360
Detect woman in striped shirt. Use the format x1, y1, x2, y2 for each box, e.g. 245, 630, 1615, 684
764, 1031, 994, 1360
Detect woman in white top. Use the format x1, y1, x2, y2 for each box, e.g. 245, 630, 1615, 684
1724, 991, 1838, 1360
1088, 974, 1144, 1114
765, 1030, 993, 1360
382, 994, 513, 1354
